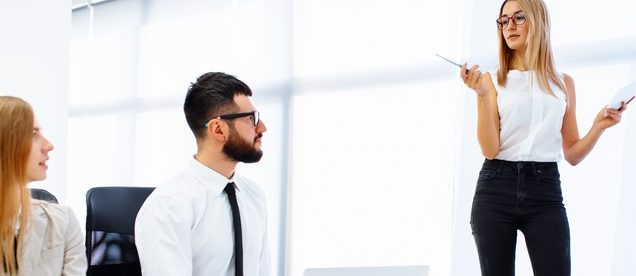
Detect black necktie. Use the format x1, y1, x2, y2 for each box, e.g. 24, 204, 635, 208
224, 182, 243, 276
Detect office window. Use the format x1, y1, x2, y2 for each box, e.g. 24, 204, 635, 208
66, 111, 136, 222
293, 0, 461, 79
290, 81, 458, 276
68, 1, 636, 275
548, 0, 634, 46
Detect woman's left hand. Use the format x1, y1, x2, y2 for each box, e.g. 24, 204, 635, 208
593, 101, 629, 130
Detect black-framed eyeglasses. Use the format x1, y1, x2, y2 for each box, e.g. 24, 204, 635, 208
204, 111, 260, 128
496, 10, 526, 30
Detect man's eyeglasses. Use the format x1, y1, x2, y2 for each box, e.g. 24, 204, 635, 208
204, 111, 260, 128
496, 10, 526, 30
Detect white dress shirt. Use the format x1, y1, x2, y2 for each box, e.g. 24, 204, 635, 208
135, 159, 270, 276
490, 69, 567, 162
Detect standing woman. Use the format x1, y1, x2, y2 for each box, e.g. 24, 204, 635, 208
461, 0, 629, 275
0, 96, 86, 276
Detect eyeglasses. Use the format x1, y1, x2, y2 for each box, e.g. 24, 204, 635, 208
204, 111, 260, 128
496, 10, 526, 30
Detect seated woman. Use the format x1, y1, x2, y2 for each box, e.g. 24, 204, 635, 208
0, 95, 86, 276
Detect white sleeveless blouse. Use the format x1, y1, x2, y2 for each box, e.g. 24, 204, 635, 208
489, 69, 567, 162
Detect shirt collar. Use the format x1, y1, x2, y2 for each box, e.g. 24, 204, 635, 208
189, 157, 241, 196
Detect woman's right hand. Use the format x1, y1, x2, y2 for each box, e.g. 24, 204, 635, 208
461, 63, 489, 96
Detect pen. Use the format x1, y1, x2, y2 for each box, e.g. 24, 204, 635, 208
435, 53, 470, 73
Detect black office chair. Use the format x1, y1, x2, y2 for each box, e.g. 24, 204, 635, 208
85, 186, 155, 276
30, 188, 59, 203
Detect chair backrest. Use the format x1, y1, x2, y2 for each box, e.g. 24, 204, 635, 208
30, 188, 58, 203
85, 186, 155, 276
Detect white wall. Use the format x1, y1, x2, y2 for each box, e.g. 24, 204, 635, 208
611, 62, 636, 275
0, 0, 71, 202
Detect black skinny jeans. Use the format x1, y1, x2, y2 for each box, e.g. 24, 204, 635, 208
471, 159, 570, 276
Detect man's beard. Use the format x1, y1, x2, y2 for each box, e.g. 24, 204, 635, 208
223, 128, 263, 163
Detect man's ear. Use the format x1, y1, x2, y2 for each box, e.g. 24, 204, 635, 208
205, 119, 228, 142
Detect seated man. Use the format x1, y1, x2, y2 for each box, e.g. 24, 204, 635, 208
135, 72, 270, 276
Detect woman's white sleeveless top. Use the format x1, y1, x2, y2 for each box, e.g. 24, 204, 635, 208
489, 69, 567, 162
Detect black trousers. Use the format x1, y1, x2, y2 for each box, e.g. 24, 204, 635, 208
471, 159, 570, 276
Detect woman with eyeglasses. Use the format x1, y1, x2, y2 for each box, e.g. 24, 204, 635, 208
460, 0, 629, 275
0, 96, 86, 276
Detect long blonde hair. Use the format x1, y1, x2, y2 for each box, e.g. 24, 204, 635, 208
497, 0, 565, 95
0, 96, 33, 275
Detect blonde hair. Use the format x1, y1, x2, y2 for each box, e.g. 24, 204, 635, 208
0, 96, 33, 275
497, 0, 566, 95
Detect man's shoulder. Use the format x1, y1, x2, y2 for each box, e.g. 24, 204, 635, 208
235, 174, 263, 189
152, 170, 205, 196
234, 174, 267, 204
139, 170, 207, 211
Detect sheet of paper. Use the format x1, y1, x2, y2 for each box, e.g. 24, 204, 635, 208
608, 81, 636, 109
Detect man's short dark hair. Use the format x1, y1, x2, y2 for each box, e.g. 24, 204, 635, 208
184, 72, 253, 139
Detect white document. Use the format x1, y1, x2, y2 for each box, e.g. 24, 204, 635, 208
608, 81, 636, 109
